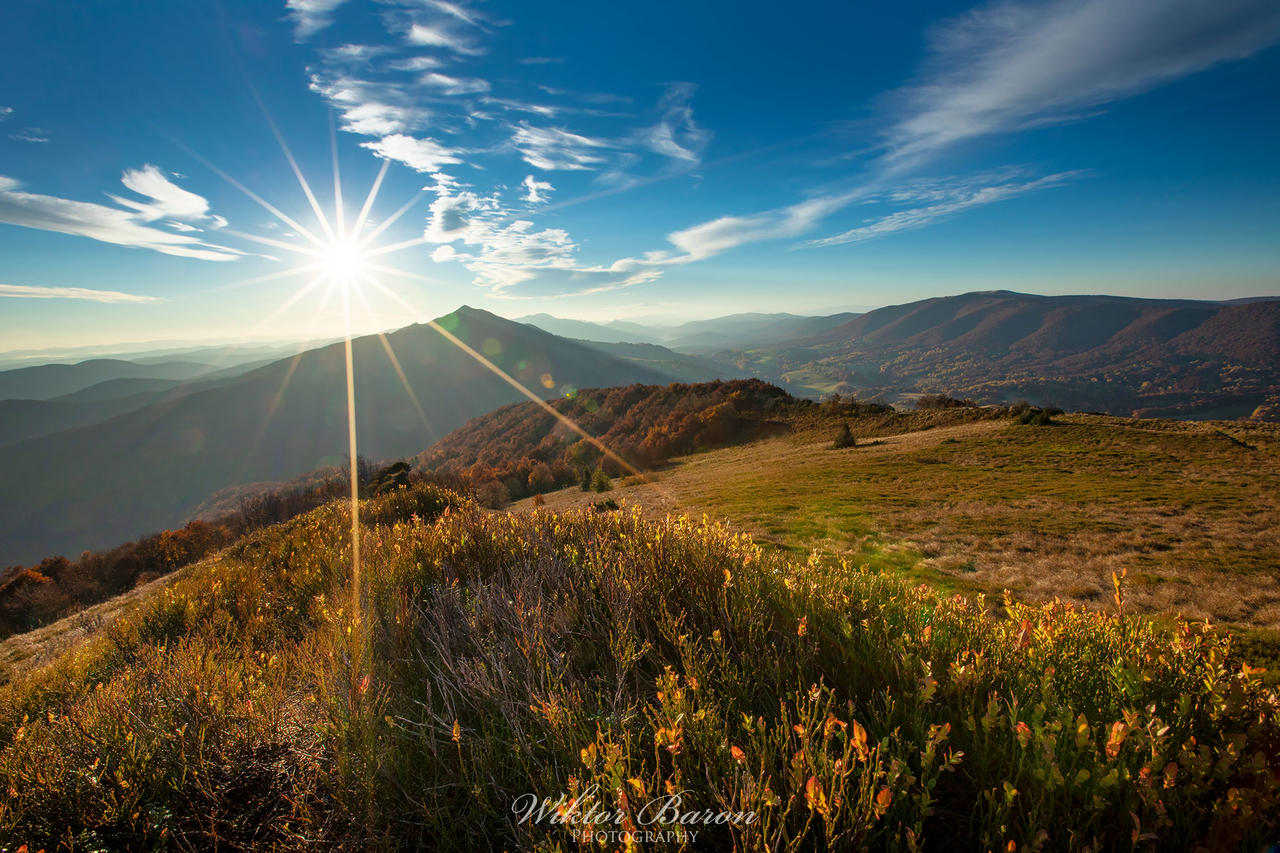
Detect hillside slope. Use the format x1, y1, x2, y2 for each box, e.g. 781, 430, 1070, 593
417, 379, 796, 498
0, 486, 1274, 849
0, 308, 728, 564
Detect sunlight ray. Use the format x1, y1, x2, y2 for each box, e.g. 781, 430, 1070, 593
362, 277, 656, 485
220, 228, 321, 258
231, 277, 337, 483
330, 117, 345, 240
377, 331, 437, 438
362, 234, 436, 260
352, 273, 437, 437
166, 137, 329, 250
355, 185, 431, 249
199, 264, 313, 295
339, 277, 364, 674
250, 274, 330, 332
364, 262, 449, 288
255, 101, 338, 244
352, 158, 391, 240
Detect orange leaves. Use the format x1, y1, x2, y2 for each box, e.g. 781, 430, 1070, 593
730, 745, 746, 765
797, 615, 808, 637
849, 719, 869, 762
1015, 618, 1033, 650
1106, 721, 1129, 760
804, 775, 829, 816
1015, 721, 1032, 748
654, 725, 684, 755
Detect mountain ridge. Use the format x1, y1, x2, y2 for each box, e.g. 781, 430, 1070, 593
0, 307, 729, 564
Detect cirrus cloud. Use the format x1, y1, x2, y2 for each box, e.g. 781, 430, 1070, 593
0, 173, 240, 261
885, 0, 1280, 165
0, 283, 160, 303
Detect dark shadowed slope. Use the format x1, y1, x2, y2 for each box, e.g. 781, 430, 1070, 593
0, 307, 727, 564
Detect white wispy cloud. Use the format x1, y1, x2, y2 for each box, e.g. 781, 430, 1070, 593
573, 0, 1280, 288
885, 0, 1280, 165
0, 283, 159, 303
309, 72, 432, 135
482, 97, 560, 118
319, 44, 393, 65
419, 72, 490, 95
416, 178, 655, 295
405, 22, 481, 54
0, 174, 240, 261
360, 134, 465, 172
0, 107, 13, 121
286, 0, 348, 40
417, 0, 488, 29
601, 192, 863, 277
640, 83, 710, 165
521, 175, 553, 203
109, 165, 212, 222
390, 55, 443, 71
806, 171, 1083, 247
9, 128, 50, 143
511, 123, 612, 171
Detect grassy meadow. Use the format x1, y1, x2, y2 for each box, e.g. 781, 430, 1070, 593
0, 482, 1277, 850
520, 407, 1280, 637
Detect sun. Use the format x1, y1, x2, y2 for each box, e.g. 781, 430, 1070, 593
318, 237, 369, 283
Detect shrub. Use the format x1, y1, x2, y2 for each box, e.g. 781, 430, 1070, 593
368, 461, 412, 496
361, 482, 463, 527
590, 468, 612, 492
1016, 407, 1056, 426
916, 394, 977, 410
526, 462, 555, 494
474, 479, 510, 509
832, 422, 857, 449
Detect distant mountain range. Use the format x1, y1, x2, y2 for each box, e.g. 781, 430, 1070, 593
734, 291, 1280, 419
515, 311, 860, 351
0, 308, 731, 564
1, 291, 1277, 566
0, 359, 220, 401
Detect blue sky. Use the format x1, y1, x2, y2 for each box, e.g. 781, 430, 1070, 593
1, 0, 1278, 351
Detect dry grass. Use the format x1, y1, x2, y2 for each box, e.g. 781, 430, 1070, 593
514, 411, 1280, 633
0, 568, 188, 685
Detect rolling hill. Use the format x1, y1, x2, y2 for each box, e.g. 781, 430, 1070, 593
416, 378, 796, 499
0, 307, 731, 565
739, 291, 1280, 418
0, 358, 220, 401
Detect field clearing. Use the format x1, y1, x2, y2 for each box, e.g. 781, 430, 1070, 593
516, 411, 1280, 633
